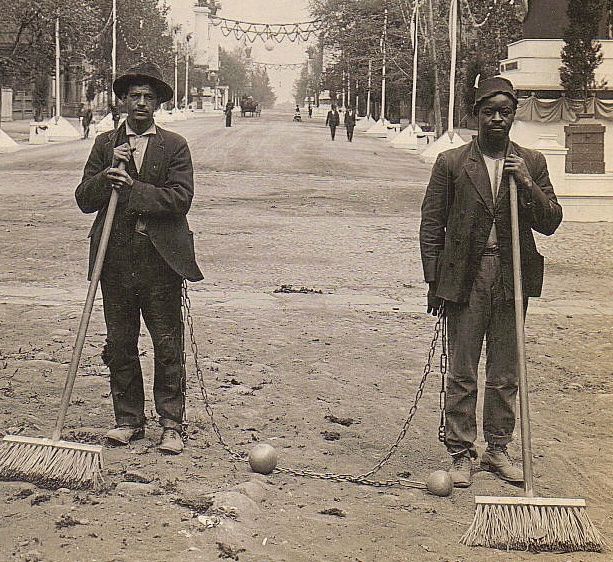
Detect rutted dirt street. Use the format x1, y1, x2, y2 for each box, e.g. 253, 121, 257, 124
0, 112, 611, 562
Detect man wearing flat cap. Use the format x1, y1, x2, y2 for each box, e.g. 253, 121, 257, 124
76, 62, 203, 454
420, 76, 562, 487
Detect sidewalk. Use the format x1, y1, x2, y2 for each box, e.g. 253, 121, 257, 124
0, 117, 81, 143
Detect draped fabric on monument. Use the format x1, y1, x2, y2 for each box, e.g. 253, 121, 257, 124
516, 95, 613, 122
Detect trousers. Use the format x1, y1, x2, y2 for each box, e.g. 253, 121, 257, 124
100, 233, 185, 430
444, 254, 526, 458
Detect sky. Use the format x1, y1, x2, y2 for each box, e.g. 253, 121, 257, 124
166, 0, 314, 104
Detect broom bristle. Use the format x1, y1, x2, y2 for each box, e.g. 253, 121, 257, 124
0, 437, 104, 490
461, 499, 606, 553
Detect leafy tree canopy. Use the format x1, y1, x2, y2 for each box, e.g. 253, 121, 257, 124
218, 47, 276, 106
0, 0, 175, 102
560, 0, 606, 101
306, 0, 523, 126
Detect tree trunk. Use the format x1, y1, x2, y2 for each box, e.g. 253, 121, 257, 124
427, 0, 443, 137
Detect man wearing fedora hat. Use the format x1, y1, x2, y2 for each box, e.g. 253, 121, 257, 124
76, 61, 203, 454
420, 76, 562, 487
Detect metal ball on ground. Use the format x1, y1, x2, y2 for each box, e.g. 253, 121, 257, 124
426, 470, 453, 497
248, 443, 278, 475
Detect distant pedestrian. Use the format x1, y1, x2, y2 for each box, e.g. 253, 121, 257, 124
308, 104, 312, 118
344, 107, 356, 142
110, 103, 121, 130
325, 105, 340, 140
225, 101, 233, 127
82, 107, 93, 139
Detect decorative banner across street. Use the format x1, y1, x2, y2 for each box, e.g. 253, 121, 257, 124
209, 16, 323, 43
251, 61, 306, 71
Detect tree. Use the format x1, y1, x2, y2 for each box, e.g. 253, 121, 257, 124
293, 45, 321, 106
88, 0, 175, 102
308, 0, 527, 133
457, 0, 522, 123
560, 0, 606, 109
0, 0, 175, 113
0, 0, 101, 91
217, 47, 276, 106
251, 68, 276, 108
218, 47, 248, 100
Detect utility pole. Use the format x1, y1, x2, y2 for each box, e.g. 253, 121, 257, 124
174, 51, 178, 109
427, 0, 442, 136
306, 53, 312, 106
185, 34, 191, 111
112, 0, 118, 128
112, 0, 117, 91
410, 2, 419, 130
55, 16, 61, 120
447, 0, 458, 137
380, 7, 387, 123
366, 59, 372, 119
173, 29, 179, 110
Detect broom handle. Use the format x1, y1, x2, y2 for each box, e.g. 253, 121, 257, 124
509, 175, 535, 497
52, 166, 123, 441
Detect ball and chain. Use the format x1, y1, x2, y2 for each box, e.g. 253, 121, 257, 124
180, 281, 450, 491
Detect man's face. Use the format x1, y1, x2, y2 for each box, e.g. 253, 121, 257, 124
124, 83, 159, 126
477, 94, 515, 142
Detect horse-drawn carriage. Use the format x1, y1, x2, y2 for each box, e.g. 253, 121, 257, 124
240, 96, 261, 117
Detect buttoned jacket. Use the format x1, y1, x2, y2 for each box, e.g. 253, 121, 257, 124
75, 122, 203, 282
420, 139, 562, 303
326, 110, 339, 127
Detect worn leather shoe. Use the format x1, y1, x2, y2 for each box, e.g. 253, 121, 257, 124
481, 448, 524, 483
105, 425, 145, 445
158, 428, 184, 454
449, 454, 472, 488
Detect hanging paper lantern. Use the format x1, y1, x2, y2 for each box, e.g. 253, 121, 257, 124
264, 37, 275, 51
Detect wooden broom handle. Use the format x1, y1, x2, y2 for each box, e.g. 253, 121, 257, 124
509, 175, 535, 497
52, 164, 123, 441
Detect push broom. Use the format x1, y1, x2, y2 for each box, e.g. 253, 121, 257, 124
460, 176, 605, 552
0, 166, 126, 490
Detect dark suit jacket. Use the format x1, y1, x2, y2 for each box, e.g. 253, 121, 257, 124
75, 122, 203, 282
326, 110, 339, 127
344, 111, 356, 128
420, 139, 562, 303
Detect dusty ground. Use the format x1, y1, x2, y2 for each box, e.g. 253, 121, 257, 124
0, 112, 611, 562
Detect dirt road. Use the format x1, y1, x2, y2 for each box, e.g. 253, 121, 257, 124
0, 111, 611, 561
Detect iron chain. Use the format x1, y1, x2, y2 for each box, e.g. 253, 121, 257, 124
438, 306, 448, 445
182, 281, 447, 487
182, 281, 247, 462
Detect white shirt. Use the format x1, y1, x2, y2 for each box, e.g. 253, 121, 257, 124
483, 154, 504, 247
125, 121, 157, 173
125, 121, 156, 235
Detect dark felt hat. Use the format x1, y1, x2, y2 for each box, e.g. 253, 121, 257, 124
473, 76, 518, 114
113, 61, 173, 103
